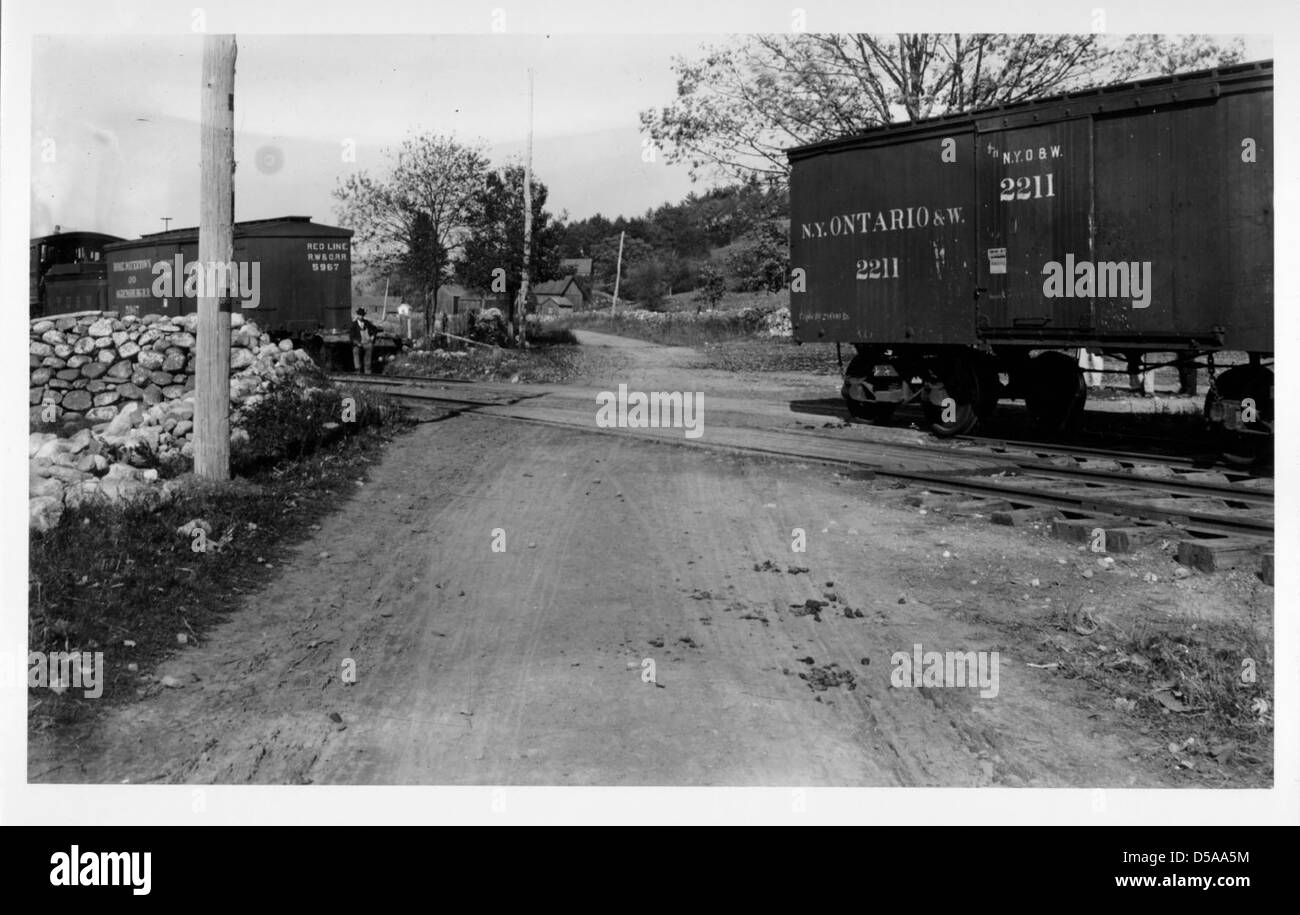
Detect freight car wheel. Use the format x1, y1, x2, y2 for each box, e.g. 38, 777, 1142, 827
1024, 351, 1086, 433
921, 358, 981, 437
1206, 365, 1273, 467
841, 353, 897, 423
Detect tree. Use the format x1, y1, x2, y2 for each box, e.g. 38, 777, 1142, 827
694, 261, 727, 311
333, 134, 489, 337
590, 233, 653, 292
641, 34, 1245, 183
726, 220, 789, 293
457, 164, 562, 330
555, 211, 614, 258
623, 255, 674, 310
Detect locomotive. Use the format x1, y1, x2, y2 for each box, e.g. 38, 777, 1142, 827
787, 60, 1273, 463
30, 229, 123, 317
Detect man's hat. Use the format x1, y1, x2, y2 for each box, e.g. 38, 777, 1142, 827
356, 308, 367, 316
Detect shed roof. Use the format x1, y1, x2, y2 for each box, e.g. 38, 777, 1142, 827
532, 277, 580, 296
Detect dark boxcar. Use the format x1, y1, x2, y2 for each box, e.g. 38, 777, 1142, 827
30, 230, 124, 317
789, 61, 1272, 455
103, 216, 354, 334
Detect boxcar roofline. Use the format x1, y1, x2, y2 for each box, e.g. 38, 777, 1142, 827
787, 59, 1272, 162
104, 217, 353, 252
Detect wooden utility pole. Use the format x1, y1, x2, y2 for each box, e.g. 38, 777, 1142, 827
517, 68, 534, 345
195, 35, 236, 481
611, 230, 625, 312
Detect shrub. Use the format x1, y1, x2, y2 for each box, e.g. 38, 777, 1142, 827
694, 262, 727, 310
467, 307, 511, 347
230, 376, 396, 473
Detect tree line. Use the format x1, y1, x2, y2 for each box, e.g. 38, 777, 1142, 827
337, 34, 1247, 332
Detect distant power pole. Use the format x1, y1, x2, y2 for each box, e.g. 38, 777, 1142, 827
195, 35, 237, 481
161, 217, 172, 232
517, 68, 534, 345
611, 230, 625, 312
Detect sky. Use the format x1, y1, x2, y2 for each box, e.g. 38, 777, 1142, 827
30, 34, 734, 239
30, 32, 1272, 241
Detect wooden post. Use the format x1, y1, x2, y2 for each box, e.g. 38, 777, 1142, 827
611, 230, 625, 312
517, 69, 534, 345
195, 35, 236, 481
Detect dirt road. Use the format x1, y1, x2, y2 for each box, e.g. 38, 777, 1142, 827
29, 331, 1268, 785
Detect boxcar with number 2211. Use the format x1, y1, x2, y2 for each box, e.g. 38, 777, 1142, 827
787, 60, 1272, 464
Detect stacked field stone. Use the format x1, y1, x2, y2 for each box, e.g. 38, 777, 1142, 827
29, 310, 321, 531
29, 311, 218, 424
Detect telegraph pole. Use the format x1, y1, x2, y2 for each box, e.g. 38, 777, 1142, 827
611, 230, 625, 312
195, 35, 236, 480
517, 68, 534, 345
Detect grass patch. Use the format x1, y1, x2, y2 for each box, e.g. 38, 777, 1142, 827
551, 305, 781, 347
1052, 605, 1273, 784
697, 339, 843, 375
28, 384, 410, 730
388, 342, 585, 384
232, 369, 404, 473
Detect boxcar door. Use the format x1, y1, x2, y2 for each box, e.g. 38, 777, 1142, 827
974, 118, 1094, 339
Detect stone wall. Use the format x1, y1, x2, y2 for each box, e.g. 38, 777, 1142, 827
29, 310, 322, 530
31, 310, 223, 425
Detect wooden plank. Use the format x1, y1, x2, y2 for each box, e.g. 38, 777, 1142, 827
1176, 537, 1269, 573
991, 507, 1060, 526
949, 498, 1013, 514
1050, 518, 1172, 553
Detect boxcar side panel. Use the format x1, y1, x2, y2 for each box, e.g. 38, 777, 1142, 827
1221, 90, 1274, 350
791, 132, 977, 345
107, 242, 189, 317
1091, 90, 1271, 350
974, 119, 1094, 334
273, 234, 353, 332
107, 228, 354, 333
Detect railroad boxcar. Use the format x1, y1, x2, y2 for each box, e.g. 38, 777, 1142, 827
102, 215, 400, 371
788, 60, 1273, 461
30, 230, 125, 317
104, 215, 354, 331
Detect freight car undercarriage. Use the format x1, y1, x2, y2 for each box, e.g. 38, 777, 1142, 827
841, 343, 1273, 466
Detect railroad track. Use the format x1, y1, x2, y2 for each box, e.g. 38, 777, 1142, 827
331, 372, 1274, 572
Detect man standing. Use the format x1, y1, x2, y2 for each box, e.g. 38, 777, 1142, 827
350, 307, 380, 373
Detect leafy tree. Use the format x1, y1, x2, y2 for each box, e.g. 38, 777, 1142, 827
591, 233, 654, 294
457, 164, 562, 331
555, 212, 614, 258
333, 134, 489, 337
641, 34, 1245, 183
726, 220, 789, 293
623, 256, 672, 310
694, 261, 727, 310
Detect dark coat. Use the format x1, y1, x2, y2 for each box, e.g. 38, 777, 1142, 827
349, 317, 381, 345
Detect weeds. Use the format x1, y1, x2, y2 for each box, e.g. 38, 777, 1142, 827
28, 379, 410, 724
1058, 609, 1273, 783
